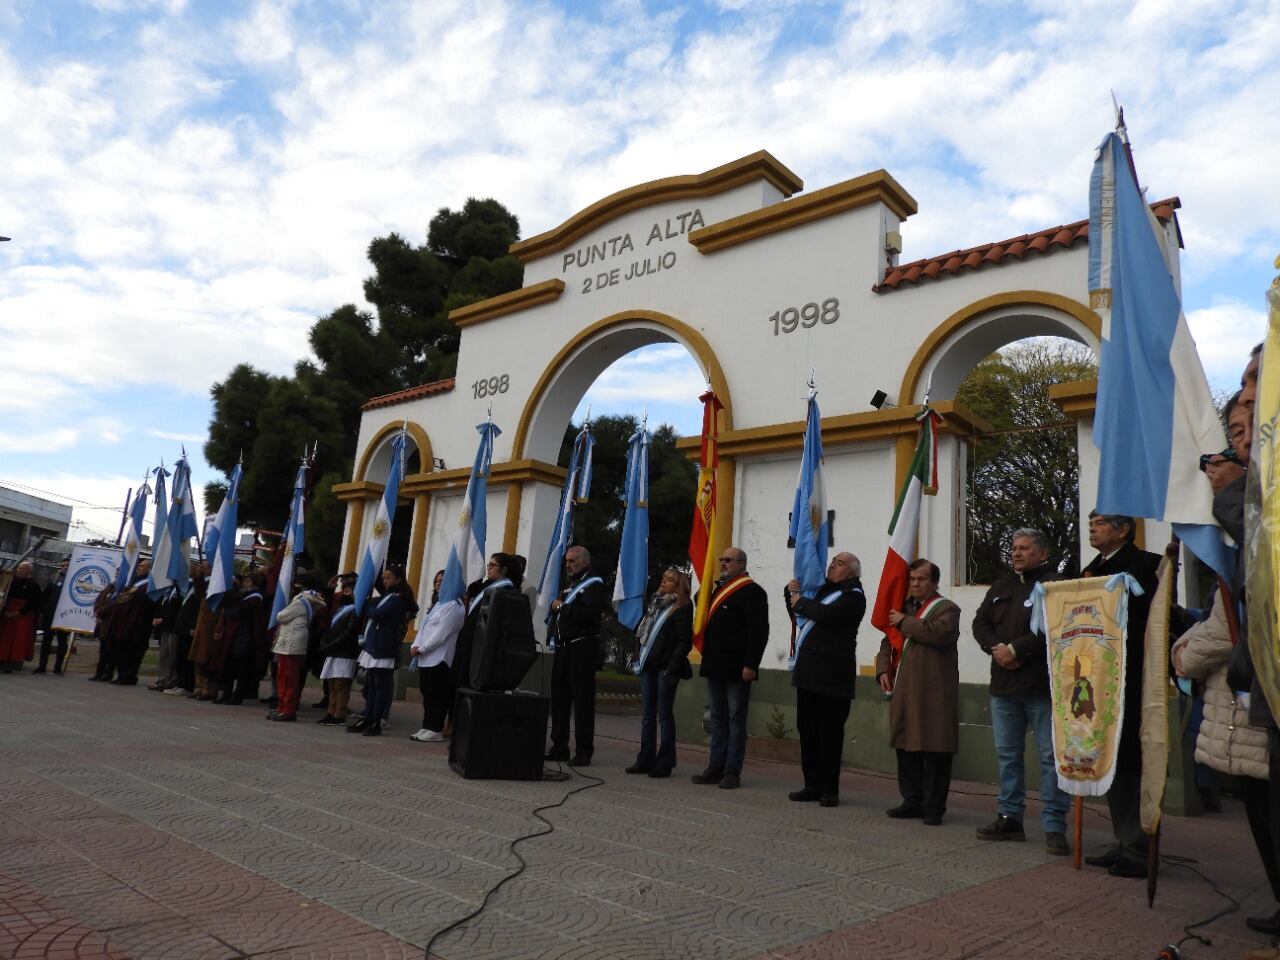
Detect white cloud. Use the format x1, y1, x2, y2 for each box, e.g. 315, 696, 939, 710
146, 428, 205, 444
2, 0, 1278, 489
0, 427, 80, 453
1187, 299, 1267, 390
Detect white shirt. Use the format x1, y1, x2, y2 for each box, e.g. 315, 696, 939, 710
410, 599, 466, 668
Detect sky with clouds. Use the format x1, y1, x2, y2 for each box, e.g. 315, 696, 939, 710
2, 0, 1278, 542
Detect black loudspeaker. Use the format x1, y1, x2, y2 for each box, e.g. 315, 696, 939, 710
469, 589, 537, 692
449, 688, 548, 780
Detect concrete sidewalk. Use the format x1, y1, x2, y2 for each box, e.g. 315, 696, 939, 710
0, 668, 1273, 959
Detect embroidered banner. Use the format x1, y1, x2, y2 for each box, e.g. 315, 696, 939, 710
1033, 575, 1135, 796
54, 544, 124, 635
1140, 554, 1175, 834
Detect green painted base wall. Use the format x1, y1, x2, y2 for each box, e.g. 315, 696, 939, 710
671, 668, 1195, 817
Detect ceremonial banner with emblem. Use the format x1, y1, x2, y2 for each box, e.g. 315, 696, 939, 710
54, 544, 123, 634
1140, 554, 1176, 834
1032, 575, 1139, 796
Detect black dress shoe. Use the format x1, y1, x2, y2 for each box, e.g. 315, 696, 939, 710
922, 814, 943, 826
625, 763, 653, 775
347, 719, 368, 733
362, 721, 382, 737
1084, 844, 1122, 868
1246, 909, 1280, 935
789, 789, 821, 802
88, 674, 104, 682
570, 756, 591, 767
544, 749, 570, 762
886, 804, 924, 819
312, 699, 329, 709
31, 667, 46, 675
691, 769, 724, 785
317, 715, 345, 726
818, 795, 839, 808
259, 695, 279, 706
648, 768, 672, 779
1108, 857, 1148, 879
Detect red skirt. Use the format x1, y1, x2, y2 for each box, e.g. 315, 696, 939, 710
0, 611, 37, 661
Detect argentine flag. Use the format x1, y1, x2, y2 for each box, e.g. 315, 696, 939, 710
353, 430, 407, 614
144, 465, 170, 593
613, 424, 650, 630
438, 421, 501, 606
149, 456, 199, 599
206, 464, 242, 610
788, 390, 828, 669
537, 424, 595, 620
114, 481, 152, 592
1090, 131, 1234, 580
269, 459, 308, 629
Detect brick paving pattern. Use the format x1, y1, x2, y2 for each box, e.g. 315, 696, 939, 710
1, 666, 1274, 959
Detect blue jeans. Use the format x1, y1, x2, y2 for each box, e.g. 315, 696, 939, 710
990, 694, 1068, 833
705, 676, 751, 776
637, 669, 680, 771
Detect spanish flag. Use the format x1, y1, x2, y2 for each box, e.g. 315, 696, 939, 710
689, 390, 722, 652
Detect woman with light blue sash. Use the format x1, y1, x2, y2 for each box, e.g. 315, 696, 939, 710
626, 569, 693, 778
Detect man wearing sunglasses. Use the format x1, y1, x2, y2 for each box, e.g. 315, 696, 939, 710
693, 547, 768, 790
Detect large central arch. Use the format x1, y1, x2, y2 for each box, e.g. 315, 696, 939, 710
504, 308, 735, 563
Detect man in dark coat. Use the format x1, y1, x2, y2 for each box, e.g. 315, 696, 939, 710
546, 546, 605, 765
972, 530, 1070, 855
694, 545, 769, 790
109, 560, 157, 686
875, 558, 962, 824
35, 559, 69, 674
1079, 513, 1164, 878
784, 551, 865, 807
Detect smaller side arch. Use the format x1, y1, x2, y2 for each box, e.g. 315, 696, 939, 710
898, 290, 1102, 405
353, 421, 433, 483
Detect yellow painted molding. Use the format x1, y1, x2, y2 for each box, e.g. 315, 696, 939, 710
353, 421, 432, 484
398, 459, 567, 497
674, 401, 989, 461
405, 493, 431, 596
340, 499, 366, 573
513, 310, 734, 460
688, 170, 917, 255
508, 150, 803, 265
449, 279, 566, 329
1047, 379, 1098, 420
332, 480, 385, 502
502, 480, 523, 554
899, 291, 1101, 406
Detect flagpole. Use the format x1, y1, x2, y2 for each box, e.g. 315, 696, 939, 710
115, 487, 132, 545
1073, 798, 1083, 870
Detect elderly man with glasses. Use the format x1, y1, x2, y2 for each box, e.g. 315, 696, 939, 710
692, 546, 769, 790
785, 551, 865, 807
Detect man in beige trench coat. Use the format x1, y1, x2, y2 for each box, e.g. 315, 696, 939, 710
875, 558, 961, 826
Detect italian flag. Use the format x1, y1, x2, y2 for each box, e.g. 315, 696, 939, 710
689, 390, 722, 652
870, 408, 942, 672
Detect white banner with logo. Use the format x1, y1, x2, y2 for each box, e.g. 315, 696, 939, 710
53, 545, 123, 634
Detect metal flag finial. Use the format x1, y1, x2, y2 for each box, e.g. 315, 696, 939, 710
1110, 90, 1128, 143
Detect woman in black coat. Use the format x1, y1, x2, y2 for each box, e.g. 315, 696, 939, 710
626, 568, 694, 778
349, 564, 416, 737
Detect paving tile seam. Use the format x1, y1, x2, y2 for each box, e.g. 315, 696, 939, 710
7, 772, 430, 958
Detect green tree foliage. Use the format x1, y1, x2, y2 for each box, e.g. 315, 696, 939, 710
204, 200, 522, 575
553, 415, 698, 590
956, 339, 1098, 584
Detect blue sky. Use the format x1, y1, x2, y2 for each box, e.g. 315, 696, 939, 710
2, 0, 1278, 539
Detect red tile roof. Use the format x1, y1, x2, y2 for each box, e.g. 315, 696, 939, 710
362, 378, 456, 411
875, 197, 1180, 292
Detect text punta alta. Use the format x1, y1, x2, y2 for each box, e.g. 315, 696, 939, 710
561, 209, 706, 273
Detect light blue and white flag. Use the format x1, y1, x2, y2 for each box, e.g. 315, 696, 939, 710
353, 429, 407, 615
613, 423, 650, 630
438, 421, 501, 606
114, 480, 152, 592
206, 464, 242, 610
537, 423, 595, 620
788, 388, 828, 669
149, 456, 200, 599
1090, 130, 1234, 580
143, 464, 170, 594
269, 458, 309, 629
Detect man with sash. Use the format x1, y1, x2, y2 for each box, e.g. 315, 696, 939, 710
875, 558, 961, 825
972, 529, 1071, 855
546, 546, 605, 766
693, 546, 769, 790
785, 551, 865, 807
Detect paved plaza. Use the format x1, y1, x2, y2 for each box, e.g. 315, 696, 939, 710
1, 661, 1275, 960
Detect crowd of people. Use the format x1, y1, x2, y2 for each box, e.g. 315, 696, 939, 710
1, 342, 1276, 957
